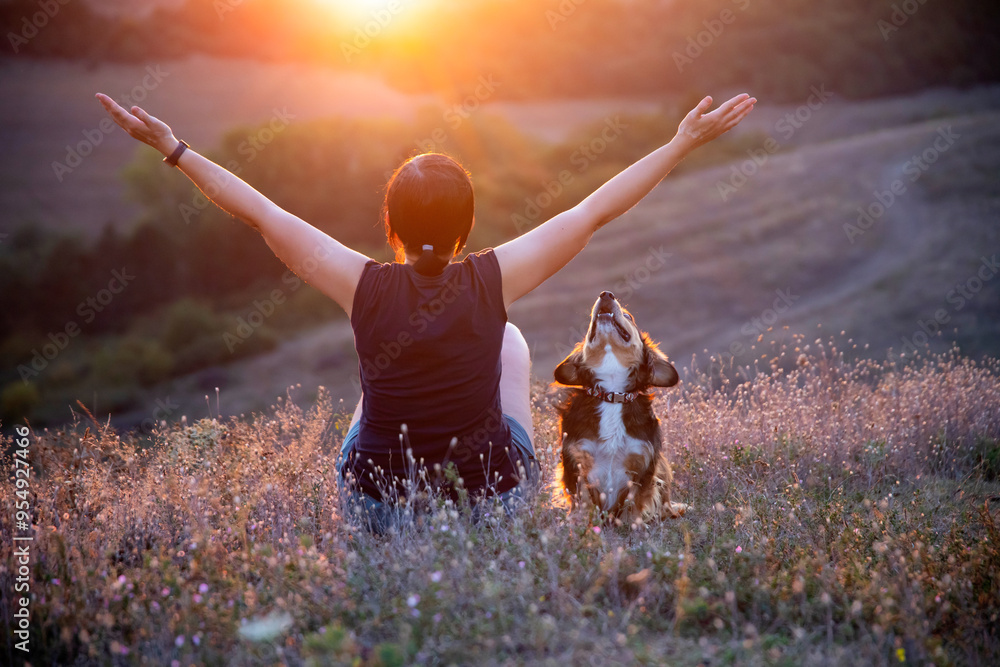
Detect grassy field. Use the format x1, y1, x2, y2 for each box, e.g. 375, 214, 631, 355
3, 339, 999, 665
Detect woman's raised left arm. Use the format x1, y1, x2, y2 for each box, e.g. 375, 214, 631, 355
494, 93, 756, 309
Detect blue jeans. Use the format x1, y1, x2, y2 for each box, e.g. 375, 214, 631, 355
337, 415, 539, 533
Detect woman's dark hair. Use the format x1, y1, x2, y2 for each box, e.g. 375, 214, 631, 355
382, 153, 474, 276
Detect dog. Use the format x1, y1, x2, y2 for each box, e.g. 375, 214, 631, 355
553, 291, 689, 525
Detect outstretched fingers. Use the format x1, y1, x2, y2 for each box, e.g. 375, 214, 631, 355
95, 92, 173, 152
708, 93, 756, 134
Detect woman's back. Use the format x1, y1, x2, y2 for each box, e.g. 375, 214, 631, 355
345, 249, 519, 500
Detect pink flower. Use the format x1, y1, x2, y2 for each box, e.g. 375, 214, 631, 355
592, 526, 601, 534
735, 546, 743, 553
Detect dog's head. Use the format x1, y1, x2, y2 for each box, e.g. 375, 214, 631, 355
554, 291, 678, 392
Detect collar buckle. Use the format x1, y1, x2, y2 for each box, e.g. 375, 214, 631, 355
585, 386, 639, 404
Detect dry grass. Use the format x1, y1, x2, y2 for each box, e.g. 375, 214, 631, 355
3, 338, 1000, 666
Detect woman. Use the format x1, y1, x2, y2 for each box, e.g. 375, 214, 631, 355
96, 91, 755, 531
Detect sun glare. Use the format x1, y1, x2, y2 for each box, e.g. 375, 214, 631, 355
313, 0, 428, 24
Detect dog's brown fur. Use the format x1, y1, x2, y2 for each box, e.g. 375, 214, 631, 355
554, 292, 689, 525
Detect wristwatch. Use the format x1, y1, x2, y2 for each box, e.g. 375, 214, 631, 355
163, 140, 189, 167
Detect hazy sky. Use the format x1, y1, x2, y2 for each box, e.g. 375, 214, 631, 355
83, 0, 184, 18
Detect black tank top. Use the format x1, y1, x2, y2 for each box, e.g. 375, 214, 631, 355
343, 249, 519, 501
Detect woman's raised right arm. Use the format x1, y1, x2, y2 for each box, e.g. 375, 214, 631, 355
96, 93, 370, 316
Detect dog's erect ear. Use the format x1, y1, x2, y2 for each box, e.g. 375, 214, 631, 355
641, 336, 679, 388
554, 347, 585, 386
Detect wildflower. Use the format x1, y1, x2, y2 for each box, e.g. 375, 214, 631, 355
592, 526, 601, 534
896, 648, 906, 662
193, 635, 200, 646
193, 594, 202, 604
175, 635, 185, 647
431, 571, 443, 583
441, 524, 449, 533
161, 587, 170, 597
518, 561, 526, 569
433, 613, 442, 624
407, 594, 420, 607
52, 578, 61, 586
199, 583, 209, 594
238, 611, 293, 642
735, 546, 742, 553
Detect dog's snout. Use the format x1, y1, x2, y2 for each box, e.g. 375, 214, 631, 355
599, 291, 616, 301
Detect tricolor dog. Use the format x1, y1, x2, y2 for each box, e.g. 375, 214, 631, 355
554, 291, 689, 525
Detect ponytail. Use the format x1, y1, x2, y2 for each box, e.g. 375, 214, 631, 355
413, 244, 449, 277
382, 154, 475, 274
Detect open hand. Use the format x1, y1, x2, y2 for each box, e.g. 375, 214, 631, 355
676, 93, 756, 150
95, 93, 177, 156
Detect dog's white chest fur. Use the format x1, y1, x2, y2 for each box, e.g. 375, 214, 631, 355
580, 349, 652, 511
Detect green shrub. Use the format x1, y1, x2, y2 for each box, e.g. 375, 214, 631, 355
0, 380, 39, 423
161, 299, 224, 353
92, 337, 174, 387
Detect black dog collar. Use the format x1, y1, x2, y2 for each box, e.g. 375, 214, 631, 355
585, 386, 639, 404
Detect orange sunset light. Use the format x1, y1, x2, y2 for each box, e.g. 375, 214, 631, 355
310, 0, 431, 25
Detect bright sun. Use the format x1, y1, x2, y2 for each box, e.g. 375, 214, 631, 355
313, 0, 427, 24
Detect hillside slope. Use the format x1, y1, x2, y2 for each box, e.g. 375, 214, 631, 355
514, 106, 1000, 375
103, 89, 1000, 429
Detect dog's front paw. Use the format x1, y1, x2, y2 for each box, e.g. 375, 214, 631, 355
664, 502, 690, 519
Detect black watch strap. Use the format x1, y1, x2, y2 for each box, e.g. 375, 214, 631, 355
163, 140, 189, 167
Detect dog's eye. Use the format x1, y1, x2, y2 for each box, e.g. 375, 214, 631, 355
625, 313, 634, 322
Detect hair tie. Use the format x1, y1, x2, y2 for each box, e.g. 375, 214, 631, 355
413, 244, 447, 276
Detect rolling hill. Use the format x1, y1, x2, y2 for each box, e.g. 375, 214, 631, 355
98, 84, 1000, 431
